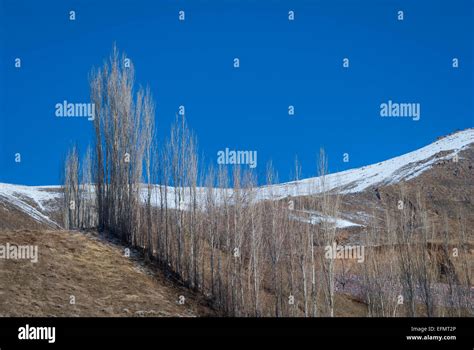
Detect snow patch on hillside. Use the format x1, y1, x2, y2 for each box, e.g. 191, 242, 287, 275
290, 210, 362, 228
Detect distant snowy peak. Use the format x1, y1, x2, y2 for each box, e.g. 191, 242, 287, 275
261, 128, 474, 199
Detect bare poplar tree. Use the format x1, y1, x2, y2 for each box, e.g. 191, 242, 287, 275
63, 145, 80, 229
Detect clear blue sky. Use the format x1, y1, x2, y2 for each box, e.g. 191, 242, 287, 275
1, 0, 473, 185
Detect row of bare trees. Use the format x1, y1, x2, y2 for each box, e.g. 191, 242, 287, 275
62, 47, 472, 317
89, 46, 154, 246
360, 186, 473, 317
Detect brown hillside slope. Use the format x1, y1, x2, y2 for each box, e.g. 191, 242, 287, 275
0, 229, 214, 317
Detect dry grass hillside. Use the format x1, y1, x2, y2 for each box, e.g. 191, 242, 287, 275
0, 229, 215, 317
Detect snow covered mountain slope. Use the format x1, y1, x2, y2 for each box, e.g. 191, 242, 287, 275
258, 128, 474, 200
143, 129, 474, 210
0, 129, 473, 229
0, 184, 62, 229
